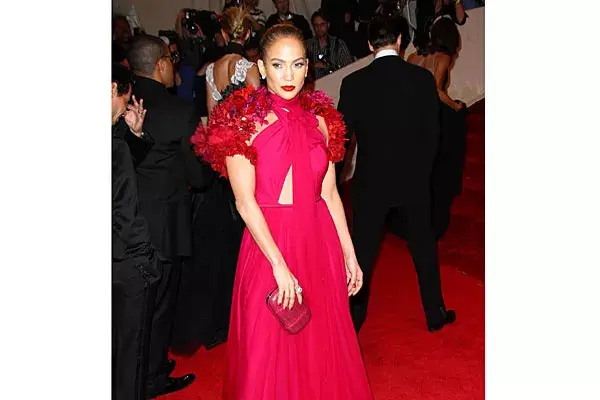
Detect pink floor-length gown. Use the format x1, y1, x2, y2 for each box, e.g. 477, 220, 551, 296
223, 92, 373, 400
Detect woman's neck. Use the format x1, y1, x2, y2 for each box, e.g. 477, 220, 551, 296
267, 89, 300, 106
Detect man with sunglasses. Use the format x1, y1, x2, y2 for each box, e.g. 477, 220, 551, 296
126, 35, 215, 398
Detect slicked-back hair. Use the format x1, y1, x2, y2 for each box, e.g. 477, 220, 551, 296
260, 24, 305, 59
127, 35, 167, 75
367, 15, 404, 50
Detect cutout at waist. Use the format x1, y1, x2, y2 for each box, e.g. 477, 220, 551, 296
258, 198, 324, 208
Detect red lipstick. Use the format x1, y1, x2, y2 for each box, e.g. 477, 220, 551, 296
281, 85, 296, 92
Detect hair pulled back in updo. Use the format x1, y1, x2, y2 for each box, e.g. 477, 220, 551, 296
259, 24, 306, 59
429, 17, 460, 56
221, 7, 252, 41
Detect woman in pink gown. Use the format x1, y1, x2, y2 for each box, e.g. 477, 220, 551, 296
192, 24, 373, 399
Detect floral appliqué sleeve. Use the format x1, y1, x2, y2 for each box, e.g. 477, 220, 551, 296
191, 87, 270, 178
300, 90, 347, 163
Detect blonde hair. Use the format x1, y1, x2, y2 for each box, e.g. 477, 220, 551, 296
221, 7, 252, 41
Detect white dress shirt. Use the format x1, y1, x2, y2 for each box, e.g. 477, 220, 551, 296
374, 49, 399, 59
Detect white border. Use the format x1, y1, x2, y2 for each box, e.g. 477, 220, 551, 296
486, 1, 600, 399
4, 1, 600, 399
3, 0, 109, 398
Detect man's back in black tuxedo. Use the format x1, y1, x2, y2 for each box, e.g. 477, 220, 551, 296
339, 54, 439, 206
337, 16, 455, 333
130, 76, 214, 260
126, 35, 206, 397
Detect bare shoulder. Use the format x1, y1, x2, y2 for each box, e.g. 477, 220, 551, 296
407, 52, 419, 65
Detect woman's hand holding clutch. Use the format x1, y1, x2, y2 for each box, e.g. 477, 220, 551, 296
272, 261, 303, 309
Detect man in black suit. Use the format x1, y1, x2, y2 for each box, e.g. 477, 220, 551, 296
265, 0, 313, 39
112, 63, 161, 400
127, 35, 215, 398
337, 15, 455, 333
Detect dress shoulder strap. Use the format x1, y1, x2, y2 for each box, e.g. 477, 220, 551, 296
231, 58, 255, 85
206, 63, 223, 101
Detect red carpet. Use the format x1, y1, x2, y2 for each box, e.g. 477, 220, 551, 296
162, 100, 485, 400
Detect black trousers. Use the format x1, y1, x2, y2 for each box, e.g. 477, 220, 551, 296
146, 256, 183, 398
350, 198, 446, 332
112, 261, 161, 400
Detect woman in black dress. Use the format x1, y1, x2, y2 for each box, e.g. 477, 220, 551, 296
406, 17, 467, 239
170, 7, 260, 355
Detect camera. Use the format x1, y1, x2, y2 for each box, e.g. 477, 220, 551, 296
182, 9, 201, 35
317, 53, 337, 75
278, 12, 293, 22
377, 0, 407, 17
181, 9, 221, 39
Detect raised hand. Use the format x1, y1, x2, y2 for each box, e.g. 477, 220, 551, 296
124, 95, 147, 137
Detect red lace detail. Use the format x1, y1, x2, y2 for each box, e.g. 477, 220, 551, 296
192, 86, 348, 178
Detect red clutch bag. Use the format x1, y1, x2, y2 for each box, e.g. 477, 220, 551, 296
266, 287, 311, 334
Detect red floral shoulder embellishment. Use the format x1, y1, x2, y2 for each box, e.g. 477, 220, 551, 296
191, 86, 271, 178
191, 87, 348, 178
300, 90, 348, 163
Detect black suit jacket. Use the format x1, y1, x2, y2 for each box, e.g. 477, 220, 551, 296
265, 13, 313, 40
130, 76, 214, 259
337, 55, 440, 206
112, 123, 161, 279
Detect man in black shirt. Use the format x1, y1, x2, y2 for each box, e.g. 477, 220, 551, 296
265, 0, 313, 39
306, 9, 354, 79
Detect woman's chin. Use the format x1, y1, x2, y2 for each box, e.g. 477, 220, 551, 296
272, 87, 302, 100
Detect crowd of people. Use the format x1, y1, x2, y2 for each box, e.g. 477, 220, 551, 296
112, 1, 480, 399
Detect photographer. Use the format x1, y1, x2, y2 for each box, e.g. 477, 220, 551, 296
174, 9, 226, 106
307, 9, 354, 80
265, 0, 313, 39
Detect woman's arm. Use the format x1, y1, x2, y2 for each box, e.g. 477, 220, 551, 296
226, 152, 302, 308
227, 155, 283, 266
453, 0, 467, 25
321, 161, 354, 260
318, 117, 362, 295
434, 54, 463, 111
